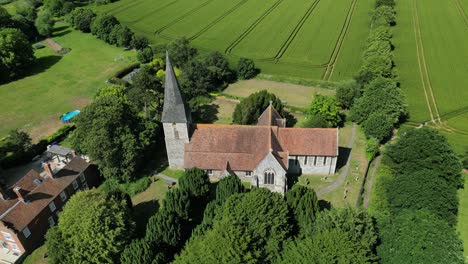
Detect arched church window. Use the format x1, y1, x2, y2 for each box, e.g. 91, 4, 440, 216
263, 169, 275, 185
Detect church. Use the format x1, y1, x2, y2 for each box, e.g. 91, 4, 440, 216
162, 54, 338, 194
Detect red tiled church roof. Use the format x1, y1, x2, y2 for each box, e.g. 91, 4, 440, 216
184, 107, 338, 171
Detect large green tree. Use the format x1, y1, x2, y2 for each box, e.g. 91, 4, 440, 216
0, 28, 34, 82
68, 8, 96, 33
362, 112, 394, 142
179, 168, 211, 199
46, 190, 134, 264
350, 77, 406, 124
377, 210, 464, 264
71, 95, 156, 181
174, 189, 291, 263
90, 14, 119, 43
215, 174, 244, 202
285, 185, 319, 236
384, 169, 459, 225
232, 90, 284, 125
166, 37, 197, 67
384, 127, 463, 188
34, 9, 54, 37
237, 57, 258, 79
335, 80, 360, 109
306, 95, 343, 127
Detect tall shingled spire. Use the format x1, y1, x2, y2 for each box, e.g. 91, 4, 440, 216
161, 51, 191, 123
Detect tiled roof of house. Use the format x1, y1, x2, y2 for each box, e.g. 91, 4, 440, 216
0, 157, 91, 231
184, 106, 338, 171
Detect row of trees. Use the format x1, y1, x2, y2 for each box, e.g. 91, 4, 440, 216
67, 9, 150, 52
375, 127, 464, 263
332, 0, 405, 153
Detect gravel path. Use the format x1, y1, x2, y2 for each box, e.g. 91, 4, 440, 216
156, 173, 178, 183
317, 123, 357, 195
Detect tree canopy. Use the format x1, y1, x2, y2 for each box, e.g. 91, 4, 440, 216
46, 190, 134, 264
166, 37, 197, 67
215, 174, 245, 202
285, 185, 319, 236
377, 209, 464, 264
232, 90, 284, 125
384, 127, 463, 188
71, 95, 157, 181
306, 95, 343, 127
237, 57, 258, 79
174, 188, 291, 263
0, 28, 34, 83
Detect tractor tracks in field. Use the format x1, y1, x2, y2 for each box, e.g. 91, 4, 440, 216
322, 0, 357, 80
411, 0, 441, 124
124, 0, 180, 24
271, 0, 322, 61
225, 0, 284, 54
453, 0, 468, 27
155, 0, 215, 38
188, 0, 250, 40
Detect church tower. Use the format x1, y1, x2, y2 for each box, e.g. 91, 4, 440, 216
161, 52, 191, 169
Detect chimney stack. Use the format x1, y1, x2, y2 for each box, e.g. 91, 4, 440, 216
43, 162, 54, 178
13, 187, 28, 203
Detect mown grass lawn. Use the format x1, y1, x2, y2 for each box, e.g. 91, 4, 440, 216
0, 22, 136, 140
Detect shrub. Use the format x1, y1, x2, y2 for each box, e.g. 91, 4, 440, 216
69, 8, 96, 33
306, 95, 343, 127
137, 47, 153, 63
362, 112, 394, 142
131, 35, 149, 50
365, 138, 379, 160
237, 57, 258, 79
91, 14, 119, 43
232, 90, 284, 125
335, 80, 360, 109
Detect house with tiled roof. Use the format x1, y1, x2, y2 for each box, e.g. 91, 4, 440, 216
162, 53, 338, 194
0, 156, 99, 263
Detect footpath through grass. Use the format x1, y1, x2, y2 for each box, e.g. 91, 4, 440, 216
0, 22, 136, 140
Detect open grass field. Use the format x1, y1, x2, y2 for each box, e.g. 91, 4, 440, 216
394, 0, 468, 153
223, 79, 334, 108
457, 173, 468, 261
0, 23, 136, 140
95, 0, 374, 80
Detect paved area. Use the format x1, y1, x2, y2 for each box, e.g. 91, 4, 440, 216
317, 124, 357, 195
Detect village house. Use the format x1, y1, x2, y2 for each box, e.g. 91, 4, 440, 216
0, 156, 99, 263
162, 54, 338, 194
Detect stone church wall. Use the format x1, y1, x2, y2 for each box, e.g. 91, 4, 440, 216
163, 123, 189, 169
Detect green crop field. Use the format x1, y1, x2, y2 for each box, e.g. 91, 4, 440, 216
394, 0, 468, 153
95, 0, 373, 81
